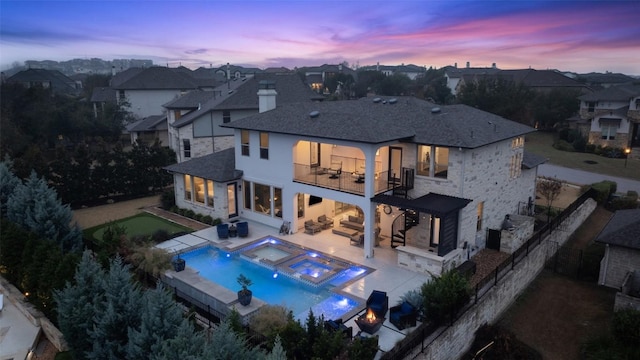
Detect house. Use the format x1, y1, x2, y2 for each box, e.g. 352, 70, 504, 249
214, 64, 263, 80
443, 62, 501, 95
126, 115, 168, 145
359, 63, 427, 80
5, 68, 81, 96
596, 209, 640, 293
165, 95, 542, 275
577, 84, 640, 152
166, 73, 324, 162
300, 64, 357, 93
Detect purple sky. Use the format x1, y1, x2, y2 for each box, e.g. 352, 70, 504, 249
1, 1, 639, 74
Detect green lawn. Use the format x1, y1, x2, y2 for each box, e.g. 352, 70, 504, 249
86, 213, 192, 241
525, 131, 640, 181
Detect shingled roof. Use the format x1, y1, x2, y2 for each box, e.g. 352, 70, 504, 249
595, 209, 640, 250
164, 148, 242, 182
113, 66, 199, 90
522, 151, 547, 169
127, 115, 167, 132
579, 84, 640, 102
222, 96, 535, 147
163, 90, 214, 109
171, 73, 324, 128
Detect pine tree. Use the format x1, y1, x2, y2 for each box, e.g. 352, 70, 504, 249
6, 170, 82, 252
204, 319, 266, 360
153, 321, 207, 360
87, 257, 142, 360
0, 158, 20, 217
265, 335, 287, 360
54, 251, 106, 360
127, 283, 185, 359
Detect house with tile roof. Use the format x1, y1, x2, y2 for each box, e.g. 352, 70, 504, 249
165, 95, 545, 275
165, 73, 323, 162
596, 209, 640, 291
577, 84, 640, 152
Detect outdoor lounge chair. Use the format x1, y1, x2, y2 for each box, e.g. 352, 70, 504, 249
304, 220, 322, 235
324, 319, 353, 340
217, 223, 229, 239
317, 214, 334, 229
327, 161, 342, 179
389, 301, 418, 330
366, 290, 389, 318
236, 221, 249, 237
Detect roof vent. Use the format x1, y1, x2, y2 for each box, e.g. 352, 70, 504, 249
309, 111, 320, 118
389, 98, 398, 104
431, 107, 441, 114
373, 97, 382, 103
382, 100, 387, 104
228, 90, 234, 94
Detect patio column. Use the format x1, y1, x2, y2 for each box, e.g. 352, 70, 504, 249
363, 147, 377, 258
364, 201, 376, 258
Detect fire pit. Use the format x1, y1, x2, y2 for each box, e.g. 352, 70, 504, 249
355, 308, 385, 334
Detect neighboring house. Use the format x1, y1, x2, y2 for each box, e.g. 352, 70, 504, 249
126, 115, 168, 145
596, 209, 640, 290
360, 63, 427, 80
455, 69, 591, 95
110, 66, 218, 118
165, 95, 542, 275
577, 84, 640, 151
90, 86, 117, 119
300, 64, 357, 92
565, 72, 636, 89
443, 63, 500, 95
214, 64, 263, 80
5, 68, 81, 96
166, 73, 324, 162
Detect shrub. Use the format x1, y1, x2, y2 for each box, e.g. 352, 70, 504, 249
250, 305, 293, 340
193, 213, 203, 222
572, 136, 587, 152
151, 229, 170, 243
185, 209, 195, 219
558, 128, 570, 141
591, 181, 615, 204
585, 144, 596, 153
160, 189, 175, 209
169, 205, 179, 214
602, 180, 617, 194
201, 215, 214, 225
421, 270, 471, 325
553, 139, 575, 152
608, 196, 639, 211
212, 218, 222, 226
626, 190, 638, 201
612, 308, 640, 347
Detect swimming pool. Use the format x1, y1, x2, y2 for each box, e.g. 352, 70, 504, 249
177, 237, 370, 320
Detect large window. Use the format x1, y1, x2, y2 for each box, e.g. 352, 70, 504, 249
194, 177, 205, 204
243, 180, 252, 210
174, 110, 182, 121
241, 130, 250, 156
601, 125, 617, 140
253, 183, 271, 215
206, 180, 214, 207
417, 145, 448, 178
510, 152, 522, 179
477, 202, 484, 231
184, 175, 192, 201
260, 132, 269, 159
183, 139, 191, 158
587, 102, 595, 113
274, 187, 282, 218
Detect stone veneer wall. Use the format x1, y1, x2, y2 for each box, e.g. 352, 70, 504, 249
0, 276, 68, 352
588, 132, 629, 149
499, 214, 535, 254
405, 198, 596, 360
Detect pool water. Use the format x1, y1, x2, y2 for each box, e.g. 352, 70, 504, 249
290, 259, 332, 278
178, 243, 365, 320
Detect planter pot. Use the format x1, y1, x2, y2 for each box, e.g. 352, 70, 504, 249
238, 290, 252, 306
172, 258, 185, 272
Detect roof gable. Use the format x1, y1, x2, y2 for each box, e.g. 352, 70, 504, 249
595, 209, 640, 250
113, 67, 199, 90
164, 148, 242, 182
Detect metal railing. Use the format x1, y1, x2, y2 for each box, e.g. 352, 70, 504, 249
293, 163, 395, 195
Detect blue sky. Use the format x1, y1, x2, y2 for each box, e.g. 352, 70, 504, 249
1, 0, 639, 74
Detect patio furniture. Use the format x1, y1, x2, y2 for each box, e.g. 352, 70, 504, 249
355, 309, 385, 335
236, 221, 249, 237
327, 161, 342, 179
324, 319, 353, 340
217, 223, 229, 239
389, 301, 418, 330
366, 290, 389, 318
304, 220, 322, 235
340, 215, 364, 231
229, 224, 238, 237
318, 214, 334, 229
279, 221, 291, 235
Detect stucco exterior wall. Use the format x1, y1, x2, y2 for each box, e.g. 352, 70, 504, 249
124, 89, 180, 118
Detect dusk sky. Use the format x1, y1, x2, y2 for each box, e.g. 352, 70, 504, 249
1, 0, 639, 74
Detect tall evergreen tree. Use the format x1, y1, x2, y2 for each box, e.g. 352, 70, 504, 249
127, 283, 186, 359
153, 321, 208, 360
204, 319, 266, 360
87, 257, 142, 360
265, 335, 287, 360
6, 170, 82, 252
0, 158, 20, 217
54, 251, 107, 360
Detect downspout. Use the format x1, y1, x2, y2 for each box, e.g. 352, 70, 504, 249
600, 244, 609, 286
211, 112, 215, 153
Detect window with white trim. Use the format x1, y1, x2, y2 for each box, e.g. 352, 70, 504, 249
241, 130, 250, 156
259, 132, 269, 159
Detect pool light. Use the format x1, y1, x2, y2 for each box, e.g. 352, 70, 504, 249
309, 252, 319, 258
273, 272, 279, 279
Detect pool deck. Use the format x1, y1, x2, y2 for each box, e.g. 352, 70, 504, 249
156, 217, 431, 356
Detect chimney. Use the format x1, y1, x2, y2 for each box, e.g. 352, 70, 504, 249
492, 63, 497, 69
111, 66, 116, 76
226, 63, 230, 81
258, 80, 277, 113
454, 62, 457, 68
376, 62, 379, 71
466, 61, 470, 68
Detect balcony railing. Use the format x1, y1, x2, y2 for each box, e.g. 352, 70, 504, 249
293, 163, 395, 196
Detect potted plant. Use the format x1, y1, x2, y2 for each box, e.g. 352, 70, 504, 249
171, 252, 185, 272
237, 274, 253, 306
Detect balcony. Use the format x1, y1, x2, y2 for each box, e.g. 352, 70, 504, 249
293, 163, 396, 196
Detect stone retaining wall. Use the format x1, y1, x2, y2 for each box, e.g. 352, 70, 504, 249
406, 198, 597, 360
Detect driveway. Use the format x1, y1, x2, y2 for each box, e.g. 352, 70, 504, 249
538, 163, 640, 193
